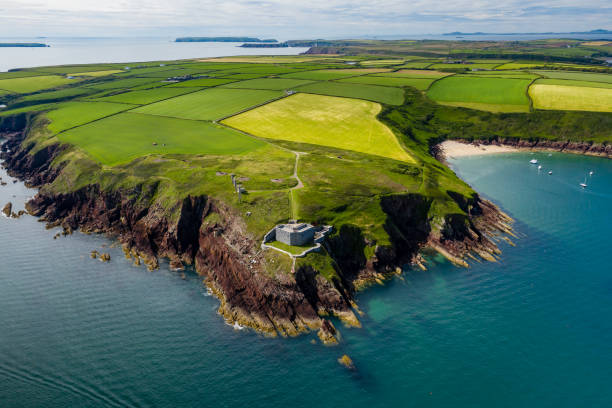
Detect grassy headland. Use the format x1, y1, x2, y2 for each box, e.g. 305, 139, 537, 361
0, 39, 610, 337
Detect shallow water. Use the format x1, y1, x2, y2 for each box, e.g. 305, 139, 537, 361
1, 151, 611, 407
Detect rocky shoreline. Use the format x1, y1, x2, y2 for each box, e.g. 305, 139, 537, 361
0, 123, 513, 342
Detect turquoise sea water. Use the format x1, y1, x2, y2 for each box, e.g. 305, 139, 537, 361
1, 151, 611, 407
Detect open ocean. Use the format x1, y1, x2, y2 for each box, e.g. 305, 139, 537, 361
1, 146, 611, 406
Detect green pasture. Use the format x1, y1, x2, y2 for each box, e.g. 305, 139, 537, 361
222, 78, 314, 90
164, 78, 236, 87
430, 62, 503, 70
46, 101, 137, 133
58, 113, 265, 166
133, 88, 283, 121
396, 61, 437, 69
338, 75, 436, 90
33, 65, 124, 74
16, 87, 98, 104
534, 79, 612, 89
529, 84, 612, 112
87, 77, 162, 90
0, 75, 82, 94
280, 69, 380, 81
216, 73, 269, 80
532, 71, 612, 84
496, 62, 546, 70
131, 68, 213, 78
296, 81, 404, 105
72, 70, 124, 77
374, 69, 451, 78
223, 93, 414, 163
0, 71, 49, 80
427, 76, 532, 112
93, 87, 202, 104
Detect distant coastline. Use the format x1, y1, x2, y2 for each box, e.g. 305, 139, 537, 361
444, 29, 612, 36
0, 43, 48, 48
175, 37, 277, 43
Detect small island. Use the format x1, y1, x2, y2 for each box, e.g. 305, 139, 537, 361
175, 37, 277, 43
0, 43, 48, 47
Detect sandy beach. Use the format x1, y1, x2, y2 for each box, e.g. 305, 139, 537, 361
440, 140, 519, 158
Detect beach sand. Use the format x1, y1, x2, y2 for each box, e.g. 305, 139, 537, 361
440, 140, 518, 158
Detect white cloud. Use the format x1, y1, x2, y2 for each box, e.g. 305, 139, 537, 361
0, 0, 609, 37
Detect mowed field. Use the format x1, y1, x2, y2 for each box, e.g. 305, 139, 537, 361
58, 113, 265, 165
223, 93, 414, 162
0, 75, 82, 93
296, 81, 404, 105
133, 88, 283, 121
222, 78, 313, 90
427, 76, 532, 112
529, 84, 612, 112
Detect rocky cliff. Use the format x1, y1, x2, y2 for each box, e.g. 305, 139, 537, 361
1, 122, 512, 340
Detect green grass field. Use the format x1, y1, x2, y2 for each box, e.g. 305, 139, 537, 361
427, 76, 532, 112
532, 71, 612, 83
373, 70, 451, 78
87, 77, 162, 90
534, 79, 612, 89
397, 61, 436, 69
58, 112, 265, 165
72, 70, 124, 77
496, 62, 546, 70
280, 69, 383, 81
222, 78, 314, 90
338, 75, 436, 90
164, 78, 236, 87
133, 88, 283, 121
223, 93, 413, 162
93, 87, 202, 104
430, 62, 503, 70
46, 101, 137, 133
296, 81, 404, 105
529, 84, 612, 112
0, 75, 82, 93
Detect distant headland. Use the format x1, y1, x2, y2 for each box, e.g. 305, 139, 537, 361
444, 29, 612, 36
175, 37, 277, 43
0, 43, 49, 48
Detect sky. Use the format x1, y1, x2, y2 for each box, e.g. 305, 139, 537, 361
0, 0, 610, 38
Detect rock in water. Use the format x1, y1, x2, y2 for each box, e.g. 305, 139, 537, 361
99, 253, 111, 262
338, 354, 355, 370
317, 319, 339, 345
2, 202, 12, 217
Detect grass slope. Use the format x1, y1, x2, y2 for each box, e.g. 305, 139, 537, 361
296, 81, 404, 105
58, 113, 265, 165
427, 76, 532, 112
529, 84, 612, 112
133, 88, 283, 121
47, 101, 137, 133
93, 87, 202, 105
223, 93, 414, 162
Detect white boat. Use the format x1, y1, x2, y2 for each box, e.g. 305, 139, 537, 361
580, 176, 587, 188
538, 165, 542, 170
589, 171, 594, 176
548, 171, 553, 175
530, 159, 538, 164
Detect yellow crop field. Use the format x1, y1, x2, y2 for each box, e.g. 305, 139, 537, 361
529, 84, 612, 112
223, 93, 414, 162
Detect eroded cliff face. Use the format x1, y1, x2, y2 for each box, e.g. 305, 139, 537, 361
1, 126, 512, 339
